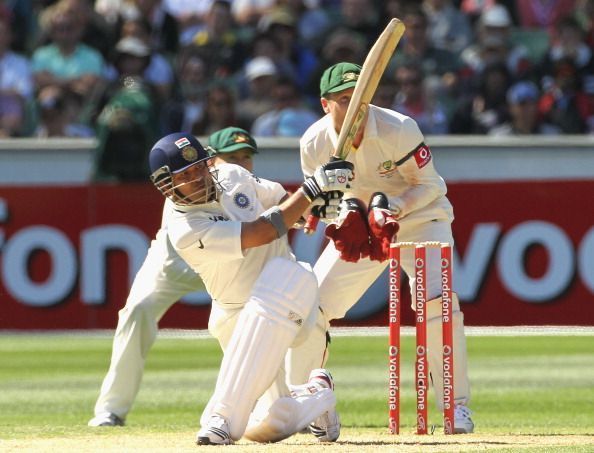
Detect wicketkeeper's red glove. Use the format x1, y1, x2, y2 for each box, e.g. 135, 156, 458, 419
325, 198, 370, 263
368, 192, 399, 262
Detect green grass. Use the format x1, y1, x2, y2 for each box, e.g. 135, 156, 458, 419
0, 333, 593, 440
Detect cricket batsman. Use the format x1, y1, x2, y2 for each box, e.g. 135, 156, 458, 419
147, 132, 350, 444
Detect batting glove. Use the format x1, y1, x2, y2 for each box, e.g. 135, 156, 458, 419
368, 192, 399, 262
301, 160, 354, 202
310, 191, 343, 223
325, 198, 370, 263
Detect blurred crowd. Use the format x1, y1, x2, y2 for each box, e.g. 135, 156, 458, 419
1, 0, 593, 179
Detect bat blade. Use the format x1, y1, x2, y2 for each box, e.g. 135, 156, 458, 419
304, 18, 405, 234
334, 18, 405, 160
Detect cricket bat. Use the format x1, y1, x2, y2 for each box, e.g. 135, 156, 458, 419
304, 18, 406, 234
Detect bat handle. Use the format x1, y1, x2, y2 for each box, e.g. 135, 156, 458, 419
304, 213, 320, 235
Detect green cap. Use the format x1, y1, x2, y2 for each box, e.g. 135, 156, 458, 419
207, 127, 258, 155
319, 62, 362, 97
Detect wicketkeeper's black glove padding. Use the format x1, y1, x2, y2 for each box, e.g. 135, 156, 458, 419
325, 198, 371, 263
368, 192, 399, 262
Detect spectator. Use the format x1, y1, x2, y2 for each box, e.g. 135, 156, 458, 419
32, 3, 106, 117
326, 0, 380, 48
539, 15, 594, 83
163, 0, 212, 43
459, 0, 498, 24
450, 62, 512, 134
320, 27, 367, 66
33, 85, 94, 137
539, 57, 594, 133
460, 0, 519, 26
161, 50, 208, 133
257, 7, 318, 85
57, 0, 116, 59
575, 0, 594, 48
490, 81, 561, 135
0, 14, 33, 137
231, 0, 275, 26
515, 0, 577, 36
388, 5, 462, 115
251, 76, 320, 136
117, 16, 175, 100
372, 75, 398, 109
422, 0, 473, 55
92, 37, 160, 181
1, 1, 31, 53
236, 56, 278, 128
392, 63, 449, 135
94, 0, 131, 26
276, 0, 332, 47
98, 0, 179, 54
304, 27, 367, 100
186, 0, 245, 77
249, 30, 285, 71
192, 84, 248, 135
379, 0, 409, 29
460, 4, 532, 80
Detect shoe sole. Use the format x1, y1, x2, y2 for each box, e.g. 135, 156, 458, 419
196, 429, 233, 446
196, 436, 232, 445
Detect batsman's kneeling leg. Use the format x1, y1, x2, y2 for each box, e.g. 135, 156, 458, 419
244, 386, 336, 442
286, 308, 330, 386
203, 258, 319, 441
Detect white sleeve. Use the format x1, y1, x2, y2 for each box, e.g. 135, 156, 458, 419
390, 119, 447, 218
253, 177, 287, 208
300, 137, 318, 179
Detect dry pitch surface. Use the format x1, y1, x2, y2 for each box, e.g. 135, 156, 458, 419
2, 431, 594, 452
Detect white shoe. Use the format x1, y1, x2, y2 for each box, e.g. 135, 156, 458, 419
196, 414, 233, 445
88, 413, 125, 427
308, 369, 340, 442
454, 405, 474, 433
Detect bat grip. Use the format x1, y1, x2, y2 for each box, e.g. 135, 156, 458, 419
303, 156, 342, 235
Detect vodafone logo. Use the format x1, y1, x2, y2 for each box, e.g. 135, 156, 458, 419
414, 144, 432, 169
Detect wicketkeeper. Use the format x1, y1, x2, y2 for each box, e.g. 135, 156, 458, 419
288, 62, 474, 433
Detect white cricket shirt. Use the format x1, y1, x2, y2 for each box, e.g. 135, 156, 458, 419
300, 105, 454, 225
166, 163, 292, 307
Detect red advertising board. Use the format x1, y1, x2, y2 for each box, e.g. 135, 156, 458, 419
1, 180, 593, 329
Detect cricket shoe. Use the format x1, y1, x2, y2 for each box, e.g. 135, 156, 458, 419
88, 413, 125, 427
196, 414, 233, 445
308, 369, 341, 442
454, 404, 474, 433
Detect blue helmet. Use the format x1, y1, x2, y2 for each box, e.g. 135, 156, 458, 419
149, 132, 219, 205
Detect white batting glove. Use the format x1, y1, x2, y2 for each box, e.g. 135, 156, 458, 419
301, 160, 354, 202
310, 191, 343, 223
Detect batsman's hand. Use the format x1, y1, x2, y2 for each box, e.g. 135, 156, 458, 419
325, 198, 370, 263
310, 191, 343, 223
368, 192, 399, 262
301, 160, 354, 202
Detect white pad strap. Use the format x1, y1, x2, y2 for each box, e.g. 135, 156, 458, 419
206, 257, 318, 440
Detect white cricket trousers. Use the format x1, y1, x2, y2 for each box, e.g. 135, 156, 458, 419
93, 228, 202, 419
